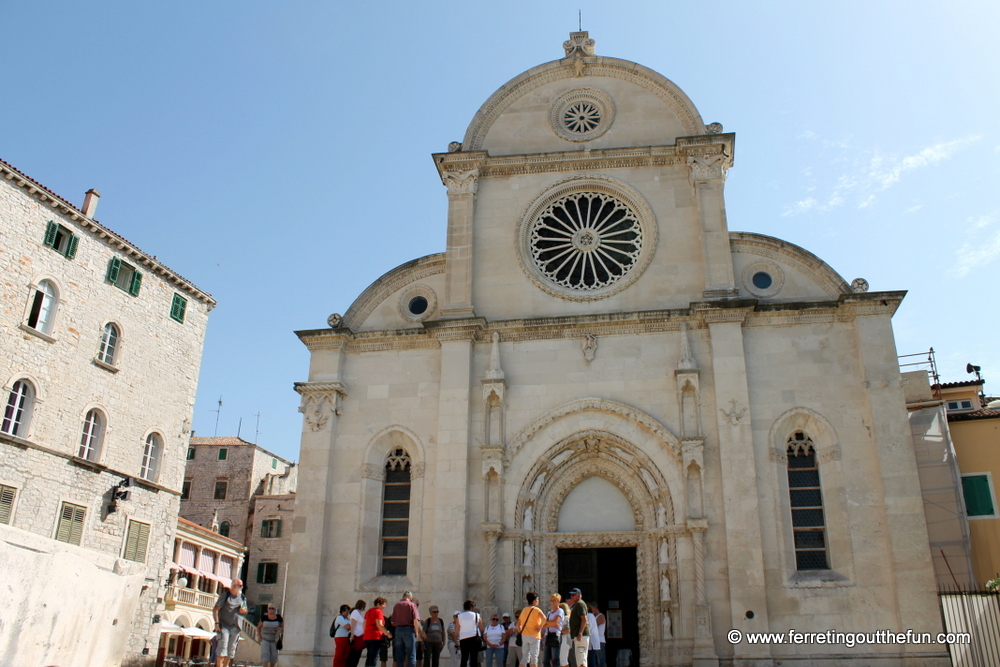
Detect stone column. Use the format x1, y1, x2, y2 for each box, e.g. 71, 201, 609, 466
440, 166, 480, 318
702, 307, 771, 664
848, 297, 945, 648
482, 523, 503, 608
426, 319, 481, 608
283, 332, 349, 666
681, 138, 737, 301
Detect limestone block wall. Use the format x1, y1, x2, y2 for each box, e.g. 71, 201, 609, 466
246, 493, 296, 611
0, 166, 213, 666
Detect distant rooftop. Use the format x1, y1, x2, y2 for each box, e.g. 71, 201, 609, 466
189, 435, 295, 465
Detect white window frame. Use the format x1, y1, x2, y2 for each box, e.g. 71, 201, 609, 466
25, 279, 58, 335
78, 409, 106, 462
98, 322, 121, 367
2, 380, 35, 438
962, 472, 999, 520
140, 432, 162, 481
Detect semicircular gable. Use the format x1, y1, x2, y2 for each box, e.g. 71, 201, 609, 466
730, 232, 851, 299
341, 253, 445, 331
462, 56, 706, 152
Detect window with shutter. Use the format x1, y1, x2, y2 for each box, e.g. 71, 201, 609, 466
962, 474, 996, 517
26, 280, 58, 334
261, 519, 282, 538
107, 258, 142, 295
56, 502, 86, 545
43, 221, 78, 258
124, 520, 150, 562
257, 562, 278, 584
170, 293, 187, 323
0, 485, 16, 525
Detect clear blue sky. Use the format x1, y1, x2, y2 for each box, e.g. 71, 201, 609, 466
3, 2, 998, 461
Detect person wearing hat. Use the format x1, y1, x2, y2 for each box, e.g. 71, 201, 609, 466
566, 589, 588, 667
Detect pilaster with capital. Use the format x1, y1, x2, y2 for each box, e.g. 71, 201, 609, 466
434, 152, 487, 318
678, 135, 737, 299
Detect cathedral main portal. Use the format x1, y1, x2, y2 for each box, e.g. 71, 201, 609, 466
558, 547, 640, 667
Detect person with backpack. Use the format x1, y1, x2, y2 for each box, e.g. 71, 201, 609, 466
422, 605, 447, 667
332, 604, 353, 667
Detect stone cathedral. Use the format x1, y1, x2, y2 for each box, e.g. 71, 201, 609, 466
284, 33, 948, 666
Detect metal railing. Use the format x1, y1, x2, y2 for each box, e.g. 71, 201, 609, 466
939, 587, 1000, 667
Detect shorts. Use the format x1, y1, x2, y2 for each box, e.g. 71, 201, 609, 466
218, 625, 241, 658
261, 639, 279, 663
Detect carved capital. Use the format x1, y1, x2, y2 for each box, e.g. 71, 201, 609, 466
294, 381, 348, 431
687, 154, 730, 182
686, 518, 708, 533
442, 169, 479, 196
681, 438, 704, 470
481, 522, 504, 542
481, 445, 504, 479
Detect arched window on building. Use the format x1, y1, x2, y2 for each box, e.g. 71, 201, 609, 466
380, 448, 412, 576
787, 431, 829, 570
2, 380, 35, 437
78, 409, 106, 461
26, 280, 58, 334
98, 323, 120, 366
140, 432, 161, 481
219, 521, 231, 538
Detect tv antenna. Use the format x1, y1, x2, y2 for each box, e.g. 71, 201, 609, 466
578, 10, 582, 31
253, 412, 263, 444
211, 396, 223, 437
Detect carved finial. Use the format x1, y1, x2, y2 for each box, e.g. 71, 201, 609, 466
486, 331, 505, 380
563, 31, 595, 58
705, 122, 723, 134
327, 313, 342, 328
851, 278, 870, 293
448, 141, 462, 153
677, 323, 697, 371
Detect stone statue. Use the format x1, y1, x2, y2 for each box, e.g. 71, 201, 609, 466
660, 574, 671, 601
659, 539, 669, 564
523, 540, 534, 567
530, 472, 546, 495
662, 611, 672, 639
523, 506, 533, 532
657, 504, 666, 528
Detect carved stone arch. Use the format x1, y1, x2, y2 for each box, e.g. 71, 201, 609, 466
507, 397, 682, 463
514, 430, 677, 533
363, 425, 426, 480
3, 372, 45, 401
767, 406, 841, 465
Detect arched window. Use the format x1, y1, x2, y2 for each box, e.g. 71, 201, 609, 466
380, 448, 412, 576
98, 323, 120, 365
140, 432, 161, 480
2, 380, 35, 437
78, 409, 106, 461
219, 521, 231, 538
26, 280, 57, 334
787, 431, 829, 570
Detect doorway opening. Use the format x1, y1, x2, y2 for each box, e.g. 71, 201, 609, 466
557, 547, 639, 667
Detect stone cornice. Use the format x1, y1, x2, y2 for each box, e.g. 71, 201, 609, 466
433, 140, 732, 180
303, 295, 905, 352
0, 159, 216, 306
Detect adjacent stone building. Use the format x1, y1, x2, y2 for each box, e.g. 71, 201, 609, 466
283, 33, 950, 667
0, 158, 215, 666
180, 435, 297, 614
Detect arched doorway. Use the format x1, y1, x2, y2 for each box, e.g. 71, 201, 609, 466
513, 430, 680, 667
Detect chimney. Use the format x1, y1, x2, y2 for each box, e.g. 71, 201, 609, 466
82, 189, 100, 218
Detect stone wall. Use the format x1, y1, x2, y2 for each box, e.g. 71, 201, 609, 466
0, 166, 213, 665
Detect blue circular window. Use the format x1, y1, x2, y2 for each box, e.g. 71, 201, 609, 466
752, 272, 772, 290
408, 296, 428, 315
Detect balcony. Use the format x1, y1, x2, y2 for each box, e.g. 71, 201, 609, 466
165, 584, 218, 609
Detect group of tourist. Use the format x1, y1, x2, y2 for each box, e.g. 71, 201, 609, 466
331, 590, 607, 667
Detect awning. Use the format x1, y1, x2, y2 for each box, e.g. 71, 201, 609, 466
159, 621, 183, 634
183, 627, 217, 639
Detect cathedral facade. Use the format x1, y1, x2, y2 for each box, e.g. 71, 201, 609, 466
284, 33, 948, 666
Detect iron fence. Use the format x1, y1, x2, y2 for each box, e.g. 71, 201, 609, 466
939, 587, 1000, 667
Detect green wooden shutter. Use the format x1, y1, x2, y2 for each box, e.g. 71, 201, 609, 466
0, 486, 16, 525
124, 521, 150, 562
129, 270, 142, 296
261, 522, 268, 539
44, 221, 58, 247
171, 294, 187, 323
66, 235, 79, 259
257, 562, 265, 583
56, 503, 85, 545
106, 257, 122, 283
963, 475, 995, 516
275, 519, 282, 538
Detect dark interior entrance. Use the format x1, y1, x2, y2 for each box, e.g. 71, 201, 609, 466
558, 547, 639, 667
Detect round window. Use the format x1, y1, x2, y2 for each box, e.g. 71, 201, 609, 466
549, 89, 615, 143
752, 272, 772, 289
517, 177, 657, 301
408, 296, 428, 315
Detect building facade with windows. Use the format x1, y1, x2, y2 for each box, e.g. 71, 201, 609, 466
0, 158, 214, 667
284, 33, 949, 667
180, 436, 297, 613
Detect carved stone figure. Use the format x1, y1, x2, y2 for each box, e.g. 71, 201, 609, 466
523, 540, 534, 567
662, 611, 672, 639
659, 539, 669, 564
530, 472, 546, 495
657, 504, 667, 528
523, 506, 533, 532
660, 573, 671, 601
582, 334, 598, 361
